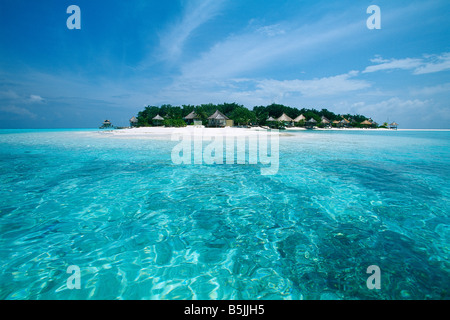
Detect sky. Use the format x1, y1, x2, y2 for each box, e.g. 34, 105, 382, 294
0, 0, 449, 129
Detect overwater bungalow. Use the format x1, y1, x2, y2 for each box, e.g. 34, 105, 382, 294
277, 113, 294, 127
389, 122, 399, 130
208, 110, 229, 127
129, 116, 138, 127
152, 114, 165, 126
99, 119, 113, 129
183, 111, 201, 125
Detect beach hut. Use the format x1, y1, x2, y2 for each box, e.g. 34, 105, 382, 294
129, 116, 138, 127
266, 116, 277, 128
294, 114, 306, 123
305, 118, 317, 129
152, 114, 164, 126
100, 120, 113, 129
183, 111, 201, 125
277, 113, 294, 127
321, 116, 331, 128
360, 120, 373, 128
389, 122, 398, 130
340, 118, 351, 128
208, 110, 229, 127
332, 120, 340, 127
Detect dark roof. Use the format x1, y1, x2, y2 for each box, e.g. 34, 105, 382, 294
184, 111, 200, 120
208, 110, 229, 120
321, 116, 330, 123
307, 118, 317, 123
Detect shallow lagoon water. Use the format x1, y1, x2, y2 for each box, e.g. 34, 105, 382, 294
0, 129, 448, 299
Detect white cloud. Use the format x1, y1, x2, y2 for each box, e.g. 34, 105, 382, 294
29, 94, 45, 103
254, 71, 370, 98
363, 58, 423, 73
0, 105, 37, 119
413, 53, 450, 75
179, 14, 363, 80
363, 53, 450, 75
412, 83, 450, 96
158, 0, 226, 61
256, 24, 286, 37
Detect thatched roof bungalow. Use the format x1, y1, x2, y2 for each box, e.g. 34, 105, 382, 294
208, 110, 229, 127
183, 111, 201, 125
129, 116, 138, 127
389, 122, 399, 130
152, 114, 164, 126
294, 114, 306, 123
100, 119, 113, 129
305, 118, 317, 129
360, 120, 373, 128
277, 113, 294, 127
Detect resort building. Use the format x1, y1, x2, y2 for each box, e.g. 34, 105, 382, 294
321, 116, 331, 128
129, 116, 138, 127
305, 118, 317, 129
277, 113, 294, 127
266, 116, 277, 128
152, 114, 165, 126
183, 111, 202, 125
360, 120, 373, 128
389, 122, 399, 130
339, 118, 351, 128
294, 114, 306, 123
208, 110, 229, 127
100, 120, 113, 129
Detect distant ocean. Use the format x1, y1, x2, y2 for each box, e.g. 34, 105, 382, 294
0, 129, 448, 299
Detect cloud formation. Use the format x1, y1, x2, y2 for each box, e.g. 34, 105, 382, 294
158, 0, 226, 62
363, 53, 450, 75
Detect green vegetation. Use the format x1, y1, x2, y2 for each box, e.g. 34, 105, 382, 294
163, 119, 187, 127
135, 102, 379, 128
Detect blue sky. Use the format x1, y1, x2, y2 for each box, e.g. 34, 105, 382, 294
0, 0, 449, 128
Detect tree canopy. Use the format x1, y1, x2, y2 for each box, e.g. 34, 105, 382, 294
135, 102, 377, 128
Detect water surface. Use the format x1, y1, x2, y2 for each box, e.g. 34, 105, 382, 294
0, 129, 448, 299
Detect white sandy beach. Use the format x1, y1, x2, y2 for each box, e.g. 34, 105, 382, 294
99, 126, 283, 139
98, 126, 395, 139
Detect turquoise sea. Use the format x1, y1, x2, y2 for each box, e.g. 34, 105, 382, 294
0, 129, 448, 300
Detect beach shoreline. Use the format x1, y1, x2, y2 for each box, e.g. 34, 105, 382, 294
98, 126, 396, 138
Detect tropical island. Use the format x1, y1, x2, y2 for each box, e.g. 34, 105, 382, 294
124, 103, 397, 130
99, 103, 398, 130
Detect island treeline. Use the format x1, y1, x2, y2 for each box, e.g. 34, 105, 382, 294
135, 102, 381, 128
